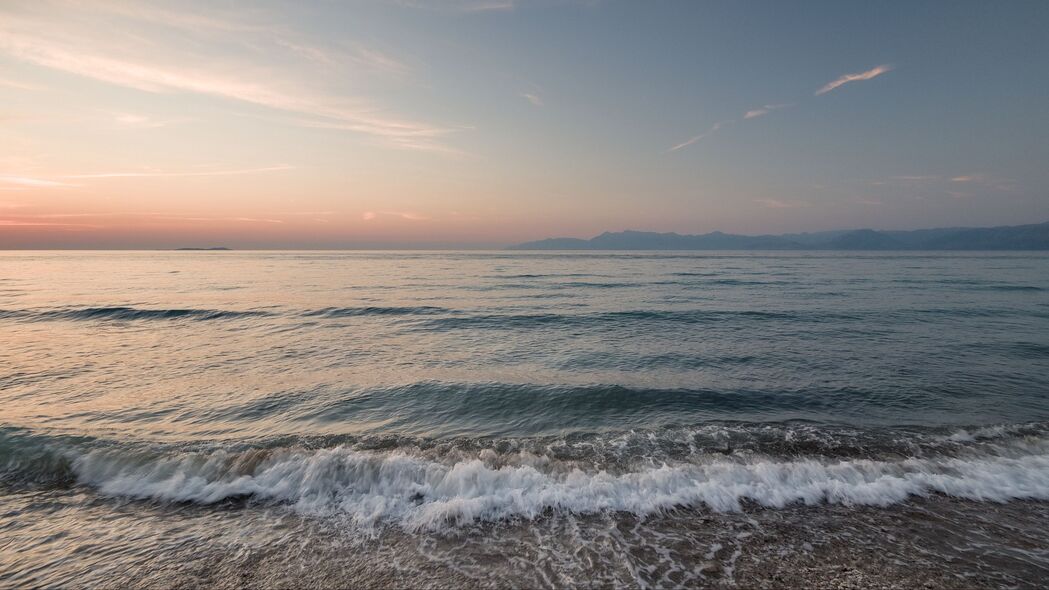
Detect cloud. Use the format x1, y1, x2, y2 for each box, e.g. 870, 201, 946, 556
0, 166, 290, 190
950, 175, 980, 183
0, 3, 459, 153
281, 210, 336, 216
395, 0, 515, 12
112, 113, 191, 128
0, 75, 44, 91
0, 219, 95, 227
855, 197, 883, 206
743, 103, 790, 119
14, 211, 286, 224
815, 64, 893, 95
276, 39, 412, 77
82, 1, 275, 34
230, 217, 283, 224
294, 118, 467, 155
0, 175, 75, 188
668, 120, 733, 152
671, 103, 790, 152
63, 165, 293, 179
522, 93, 544, 107
362, 210, 428, 221
753, 198, 810, 209
889, 175, 939, 181
350, 46, 413, 76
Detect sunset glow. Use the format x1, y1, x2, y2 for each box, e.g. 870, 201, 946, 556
2, 1, 1047, 248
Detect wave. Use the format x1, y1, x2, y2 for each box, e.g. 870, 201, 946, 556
6, 424, 1049, 531
61, 442, 1049, 531
4, 304, 1043, 327
0, 306, 270, 322
301, 306, 449, 318
280, 381, 901, 437
414, 309, 858, 331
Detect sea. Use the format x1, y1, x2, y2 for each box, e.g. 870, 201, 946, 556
1, 250, 1048, 588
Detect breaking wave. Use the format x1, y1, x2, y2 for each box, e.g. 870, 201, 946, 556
5, 424, 1049, 532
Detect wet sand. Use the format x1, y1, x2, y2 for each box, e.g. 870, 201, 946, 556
4, 490, 1046, 589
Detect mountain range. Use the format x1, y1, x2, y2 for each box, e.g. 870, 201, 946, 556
510, 222, 1049, 250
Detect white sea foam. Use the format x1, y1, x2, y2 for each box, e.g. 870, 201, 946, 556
69, 445, 1049, 531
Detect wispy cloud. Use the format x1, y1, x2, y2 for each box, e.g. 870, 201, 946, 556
890, 175, 939, 181
0, 175, 75, 188
83, 1, 274, 34
276, 39, 412, 77
0, 166, 291, 191
362, 210, 428, 221
0, 2, 460, 153
753, 198, 810, 209
951, 175, 981, 183
63, 165, 293, 179
522, 93, 544, 107
350, 45, 413, 76
743, 103, 791, 120
112, 112, 191, 129
0, 219, 96, 227
668, 120, 733, 152
230, 217, 283, 224
13, 211, 286, 224
0, 75, 44, 91
670, 102, 791, 152
396, 0, 515, 12
816, 64, 893, 96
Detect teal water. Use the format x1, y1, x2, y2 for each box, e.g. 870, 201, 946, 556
2, 251, 1049, 587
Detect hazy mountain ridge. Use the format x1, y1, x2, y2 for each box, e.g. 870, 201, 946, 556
510, 222, 1049, 250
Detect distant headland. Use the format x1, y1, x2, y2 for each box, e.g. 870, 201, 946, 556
173, 247, 232, 251
510, 221, 1049, 251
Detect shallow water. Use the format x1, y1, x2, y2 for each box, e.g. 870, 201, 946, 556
2, 251, 1049, 587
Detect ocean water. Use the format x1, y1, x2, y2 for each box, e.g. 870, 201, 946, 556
2, 251, 1049, 588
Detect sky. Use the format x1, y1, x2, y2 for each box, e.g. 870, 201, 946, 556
1, 0, 1047, 248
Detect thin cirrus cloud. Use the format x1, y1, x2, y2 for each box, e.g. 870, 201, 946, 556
815, 64, 893, 95
671, 103, 789, 152
522, 93, 544, 107
112, 113, 192, 129
0, 219, 95, 227
889, 175, 939, 181
754, 198, 810, 209
668, 120, 733, 152
0, 75, 44, 91
0, 3, 459, 153
1, 167, 291, 190
62, 165, 294, 179
671, 63, 892, 152
743, 103, 791, 120
276, 39, 413, 77
0, 175, 76, 188
362, 211, 429, 221
395, 0, 515, 12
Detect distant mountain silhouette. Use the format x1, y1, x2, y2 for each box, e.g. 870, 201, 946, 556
510, 222, 1049, 250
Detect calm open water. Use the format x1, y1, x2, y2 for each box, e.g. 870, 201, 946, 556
2, 251, 1049, 588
